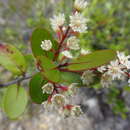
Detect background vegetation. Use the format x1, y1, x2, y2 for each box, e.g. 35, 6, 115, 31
0, 0, 130, 129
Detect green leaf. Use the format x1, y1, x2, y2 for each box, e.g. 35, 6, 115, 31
37, 56, 61, 83
24, 54, 35, 73
29, 73, 49, 104
38, 56, 57, 70
60, 72, 82, 85
3, 85, 28, 119
31, 28, 58, 59
24, 54, 35, 67
42, 70, 61, 83
0, 44, 27, 75
67, 50, 117, 71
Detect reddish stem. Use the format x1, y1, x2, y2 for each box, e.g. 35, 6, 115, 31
54, 26, 70, 61
59, 26, 64, 37
63, 104, 74, 110
56, 85, 68, 91
125, 72, 130, 78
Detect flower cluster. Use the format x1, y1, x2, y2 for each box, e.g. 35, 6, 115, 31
50, 13, 65, 32
66, 36, 80, 50
40, 0, 88, 59
39, 0, 89, 117
69, 12, 88, 33
74, 0, 88, 11
80, 51, 130, 88
42, 83, 82, 117
39, 0, 130, 118
42, 83, 54, 94
81, 70, 95, 86
100, 51, 130, 87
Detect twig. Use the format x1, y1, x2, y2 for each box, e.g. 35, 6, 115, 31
0, 74, 33, 88
54, 26, 70, 60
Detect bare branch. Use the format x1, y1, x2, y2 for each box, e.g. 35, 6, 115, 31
0, 74, 33, 88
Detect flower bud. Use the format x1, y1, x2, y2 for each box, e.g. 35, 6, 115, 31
41, 40, 52, 51
50, 13, 65, 31
97, 65, 107, 73
81, 49, 91, 55
61, 50, 73, 59
81, 70, 95, 85
52, 94, 66, 108
67, 83, 78, 96
42, 83, 54, 94
67, 36, 80, 50
74, 0, 88, 12
62, 105, 74, 117
101, 73, 112, 88
69, 12, 88, 33
71, 105, 83, 116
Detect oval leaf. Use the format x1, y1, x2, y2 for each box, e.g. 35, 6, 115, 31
3, 85, 28, 119
31, 28, 58, 59
60, 71, 82, 85
0, 44, 27, 75
67, 50, 117, 71
37, 56, 61, 83
29, 73, 49, 104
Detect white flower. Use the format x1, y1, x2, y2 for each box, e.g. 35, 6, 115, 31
81, 70, 95, 85
71, 105, 83, 116
61, 50, 73, 59
67, 83, 78, 96
101, 73, 112, 87
97, 65, 107, 73
125, 61, 130, 69
74, 0, 88, 11
81, 49, 91, 55
50, 13, 65, 31
41, 40, 52, 51
42, 83, 54, 94
63, 107, 72, 117
66, 36, 80, 50
52, 94, 66, 108
69, 12, 87, 33
107, 60, 125, 80
117, 51, 130, 69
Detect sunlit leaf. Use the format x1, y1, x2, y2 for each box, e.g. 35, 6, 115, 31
3, 85, 28, 119
0, 44, 27, 75
67, 50, 117, 71
31, 28, 58, 59
37, 56, 61, 83
60, 71, 82, 85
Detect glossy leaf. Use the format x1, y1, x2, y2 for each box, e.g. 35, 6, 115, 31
3, 85, 28, 119
37, 56, 61, 83
60, 71, 82, 85
67, 50, 117, 71
29, 73, 49, 104
38, 56, 56, 70
31, 28, 58, 59
0, 44, 27, 75
24, 54, 35, 67
24, 54, 35, 73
